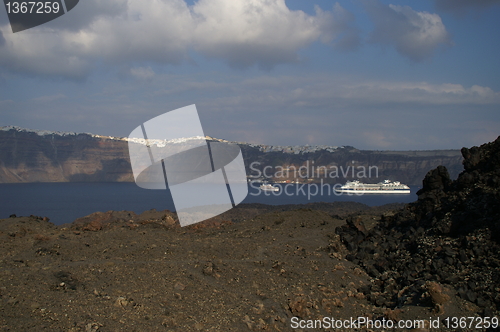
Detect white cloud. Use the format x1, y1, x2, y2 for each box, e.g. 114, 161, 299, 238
0, 0, 357, 77
61, 0, 194, 64
43, 0, 129, 31
191, 0, 322, 69
344, 81, 500, 105
191, 0, 359, 68
319, 3, 361, 51
366, 1, 452, 61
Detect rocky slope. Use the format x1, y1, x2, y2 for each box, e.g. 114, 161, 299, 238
0, 126, 463, 185
0, 203, 483, 331
336, 135, 500, 317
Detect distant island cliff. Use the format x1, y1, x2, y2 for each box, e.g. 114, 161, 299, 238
0, 126, 464, 185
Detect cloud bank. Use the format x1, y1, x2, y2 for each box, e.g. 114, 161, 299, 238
0, 0, 359, 77
4, 71, 497, 150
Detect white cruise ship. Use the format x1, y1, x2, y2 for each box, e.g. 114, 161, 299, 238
335, 180, 410, 194
260, 183, 279, 192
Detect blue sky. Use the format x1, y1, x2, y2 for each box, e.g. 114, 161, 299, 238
0, 0, 499, 150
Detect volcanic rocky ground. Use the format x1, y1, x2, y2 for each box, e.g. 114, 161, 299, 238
0, 137, 499, 331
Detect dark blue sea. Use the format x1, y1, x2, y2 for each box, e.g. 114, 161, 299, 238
0, 183, 420, 225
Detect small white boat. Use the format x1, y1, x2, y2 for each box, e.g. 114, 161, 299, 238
260, 183, 279, 192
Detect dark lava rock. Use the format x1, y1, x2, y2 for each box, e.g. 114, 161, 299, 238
336, 136, 500, 314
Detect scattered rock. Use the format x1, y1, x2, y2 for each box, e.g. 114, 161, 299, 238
114, 296, 129, 307
202, 262, 214, 276
427, 281, 450, 306
83, 220, 103, 232
174, 281, 186, 291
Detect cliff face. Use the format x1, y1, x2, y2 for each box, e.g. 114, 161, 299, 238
0, 126, 463, 184
240, 145, 463, 185
0, 127, 133, 183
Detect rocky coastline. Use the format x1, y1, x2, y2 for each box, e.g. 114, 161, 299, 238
0, 126, 463, 185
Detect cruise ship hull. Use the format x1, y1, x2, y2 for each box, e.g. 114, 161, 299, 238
334, 189, 410, 194
335, 180, 411, 194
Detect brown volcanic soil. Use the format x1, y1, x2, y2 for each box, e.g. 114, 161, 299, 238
0, 203, 484, 331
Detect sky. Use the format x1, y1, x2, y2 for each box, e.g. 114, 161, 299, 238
0, 0, 499, 150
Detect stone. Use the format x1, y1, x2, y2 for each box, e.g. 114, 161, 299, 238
203, 262, 214, 276
174, 282, 186, 291
114, 296, 129, 307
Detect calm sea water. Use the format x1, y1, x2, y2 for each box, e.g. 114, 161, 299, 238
0, 183, 420, 225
